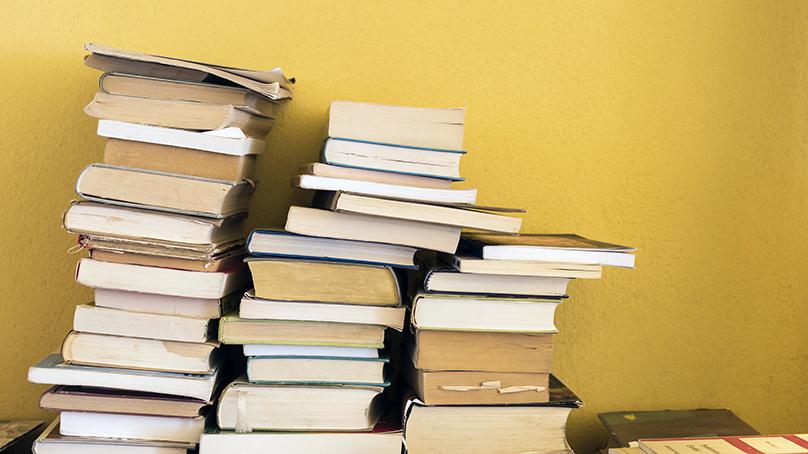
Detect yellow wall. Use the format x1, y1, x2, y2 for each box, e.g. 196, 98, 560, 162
1, 1, 807, 451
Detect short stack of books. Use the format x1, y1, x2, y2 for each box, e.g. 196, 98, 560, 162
199, 101, 525, 453
27, 44, 292, 453
402, 233, 636, 454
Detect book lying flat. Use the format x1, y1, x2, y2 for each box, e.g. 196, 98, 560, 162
39, 386, 209, 418
424, 268, 569, 296
329, 101, 464, 150
94, 289, 240, 320
34, 419, 194, 454
461, 233, 637, 268
74, 304, 215, 343
243, 344, 380, 359
100, 72, 276, 117
28, 354, 219, 402
61, 331, 219, 374
80, 234, 245, 260
217, 377, 386, 431
89, 248, 247, 273
638, 435, 808, 454
247, 258, 402, 306
285, 206, 461, 253
322, 137, 463, 180
313, 191, 522, 233
85, 43, 294, 100
59, 411, 205, 444
294, 174, 477, 204
247, 229, 417, 268
76, 164, 254, 218
247, 355, 389, 386
97, 120, 266, 156
444, 253, 603, 279
303, 162, 452, 189
64, 201, 246, 246
218, 314, 385, 348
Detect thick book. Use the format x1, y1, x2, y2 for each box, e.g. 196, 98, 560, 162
294, 174, 477, 204
410, 293, 560, 333
638, 435, 808, 454
240, 291, 406, 331
84, 43, 294, 100
34, 419, 193, 454
303, 162, 452, 189
39, 386, 209, 418
409, 329, 553, 373
64, 201, 246, 246
424, 268, 569, 296
247, 229, 417, 268
74, 303, 215, 342
403, 376, 581, 454
103, 138, 257, 181
247, 258, 402, 306
97, 120, 266, 156
100, 72, 276, 117
76, 258, 250, 299
243, 344, 380, 359
85, 92, 274, 138
59, 411, 205, 443
28, 354, 220, 402
461, 233, 637, 268
76, 164, 254, 218
247, 355, 389, 386
444, 253, 603, 278
61, 331, 219, 374
94, 289, 240, 320
0, 420, 43, 454
217, 377, 386, 431
285, 206, 461, 253
328, 101, 464, 150
322, 137, 463, 180
218, 314, 385, 348
313, 191, 522, 233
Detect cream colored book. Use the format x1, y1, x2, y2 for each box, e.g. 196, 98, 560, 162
218, 314, 385, 348
303, 163, 452, 189
444, 253, 603, 279
73, 304, 214, 342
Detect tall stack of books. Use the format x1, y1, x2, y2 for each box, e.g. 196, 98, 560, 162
403, 233, 636, 454
199, 101, 525, 454
27, 44, 292, 454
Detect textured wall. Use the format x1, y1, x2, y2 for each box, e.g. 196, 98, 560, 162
1, 1, 807, 451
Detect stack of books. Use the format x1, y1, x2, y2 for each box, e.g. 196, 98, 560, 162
402, 233, 636, 453
27, 44, 292, 453
199, 101, 525, 453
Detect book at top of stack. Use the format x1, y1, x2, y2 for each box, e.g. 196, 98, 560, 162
29, 43, 292, 453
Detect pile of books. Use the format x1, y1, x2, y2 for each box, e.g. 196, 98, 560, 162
402, 234, 636, 453
27, 44, 292, 453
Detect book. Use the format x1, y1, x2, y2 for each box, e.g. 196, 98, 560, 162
76, 258, 250, 299
103, 138, 257, 181
247, 258, 402, 306
424, 268, 569, 296
94, 289, 239, 319
100, 72, 276, 117
313, 191, 522, 233
97, 120, 266, 156
59, 411, 205, 443
328, 101, 464, 150
294, 174, 477, 204
461, 233, 637, 268
285, 206, 461, 253
217, 378, 386, 431
444, 253, 603, 278
0, 420, 43, 454
409, 329, 553, 373
247, 229, 417, 268
89, 248, 247, 273
199, 418, 402, 453
85, 92, 274, 138
410, 293, 560, 333
84, 43, 293, 100
218, 314, 386, 348
79, 234, 244, 261
303, 162, 452, 189
403, 376, 581, 454
64, 201, 246, 245
39, 386, 209, 418
76, 164, 254, 218
73, 303, 215, 342
34, 419, 194, 454
61, 331, 219, 374
599, 409, 759, 448
638, 435, 808, 454
28, 354, 220, 402
247, 355, 389, 385
243, 344, 380, 359
322, 137, 463, 180
240, 291, 406, 331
